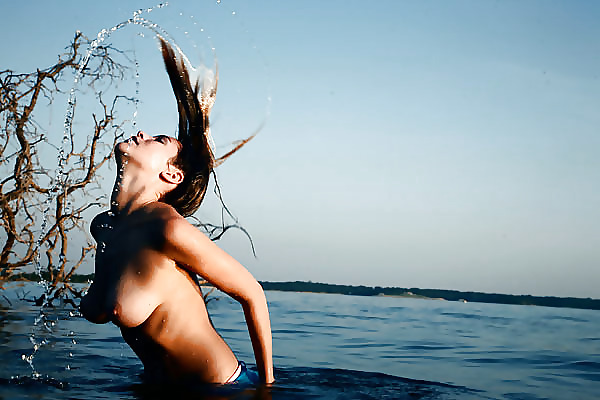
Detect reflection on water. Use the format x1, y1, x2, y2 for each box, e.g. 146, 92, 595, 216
1, 283, 599, 399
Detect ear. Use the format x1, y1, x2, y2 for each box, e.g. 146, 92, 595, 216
160, 166, 184, 185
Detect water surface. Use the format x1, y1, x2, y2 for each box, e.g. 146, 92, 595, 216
1, 283, 598, 399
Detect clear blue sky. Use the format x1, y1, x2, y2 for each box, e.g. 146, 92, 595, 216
2, 1, 599, 297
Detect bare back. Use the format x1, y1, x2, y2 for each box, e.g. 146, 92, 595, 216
80, 205, 239, 383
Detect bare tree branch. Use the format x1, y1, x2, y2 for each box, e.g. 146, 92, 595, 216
0, 32, 131, 301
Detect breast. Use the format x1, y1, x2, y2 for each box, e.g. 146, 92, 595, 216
109, 250, 170, 328
111, 280, 162, 328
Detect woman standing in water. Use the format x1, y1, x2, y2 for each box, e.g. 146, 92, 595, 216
79, 39, 274, 385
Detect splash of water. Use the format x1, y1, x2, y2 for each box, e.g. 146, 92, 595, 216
21, 1, 269, 382
21, 2, 180, 380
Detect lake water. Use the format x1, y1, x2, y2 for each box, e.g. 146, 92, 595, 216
1, 282, 598, 399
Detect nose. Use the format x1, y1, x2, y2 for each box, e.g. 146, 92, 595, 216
136, 131, 148, 140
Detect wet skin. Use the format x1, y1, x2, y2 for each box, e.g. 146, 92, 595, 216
80, 132, 274, 384
80, 204, 240, 384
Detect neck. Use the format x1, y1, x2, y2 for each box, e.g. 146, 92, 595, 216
110, 170, 160, 216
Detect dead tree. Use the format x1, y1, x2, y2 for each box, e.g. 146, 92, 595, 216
0, 32, 132, 302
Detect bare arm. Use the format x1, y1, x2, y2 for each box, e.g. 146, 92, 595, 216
162, 213, 274, 383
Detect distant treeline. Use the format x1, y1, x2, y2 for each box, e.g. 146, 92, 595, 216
259, 281, 600, 311
6, 273, 599, 311
5, 272, 95, 284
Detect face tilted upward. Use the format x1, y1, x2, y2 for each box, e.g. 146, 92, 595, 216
116, 131, 182, 174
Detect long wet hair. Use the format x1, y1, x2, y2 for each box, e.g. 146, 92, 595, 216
158, 38, 252, 217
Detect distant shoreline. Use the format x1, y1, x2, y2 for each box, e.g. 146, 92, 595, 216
259, 281, 600, 311
4, 273, 599, 311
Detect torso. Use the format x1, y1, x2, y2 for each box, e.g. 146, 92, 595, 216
81, 205, 239, 383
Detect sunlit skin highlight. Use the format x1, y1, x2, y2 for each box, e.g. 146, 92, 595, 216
80, 130, 275, 385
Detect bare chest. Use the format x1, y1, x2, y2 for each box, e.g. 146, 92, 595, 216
91, 218, 173, 328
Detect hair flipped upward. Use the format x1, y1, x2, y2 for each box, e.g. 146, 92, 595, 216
158, 38, 214, 216
159, 38, 253, 217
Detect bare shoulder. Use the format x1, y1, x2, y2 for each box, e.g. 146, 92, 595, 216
160, 207, 204, 240
150, 202, 189, 228
149, 202, 204, 243
147, 201, 183, 220
155, 205, 224, 267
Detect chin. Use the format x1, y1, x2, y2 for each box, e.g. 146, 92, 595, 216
116, 140, 131, 153
114, 141, 129, 163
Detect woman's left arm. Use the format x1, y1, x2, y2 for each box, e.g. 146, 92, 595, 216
162, 213, 274, 383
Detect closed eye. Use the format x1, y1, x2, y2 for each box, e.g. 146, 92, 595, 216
154, 135, 169, 144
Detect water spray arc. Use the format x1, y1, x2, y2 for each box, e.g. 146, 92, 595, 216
22, 3, 186, 379
20, 2, 265, 381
